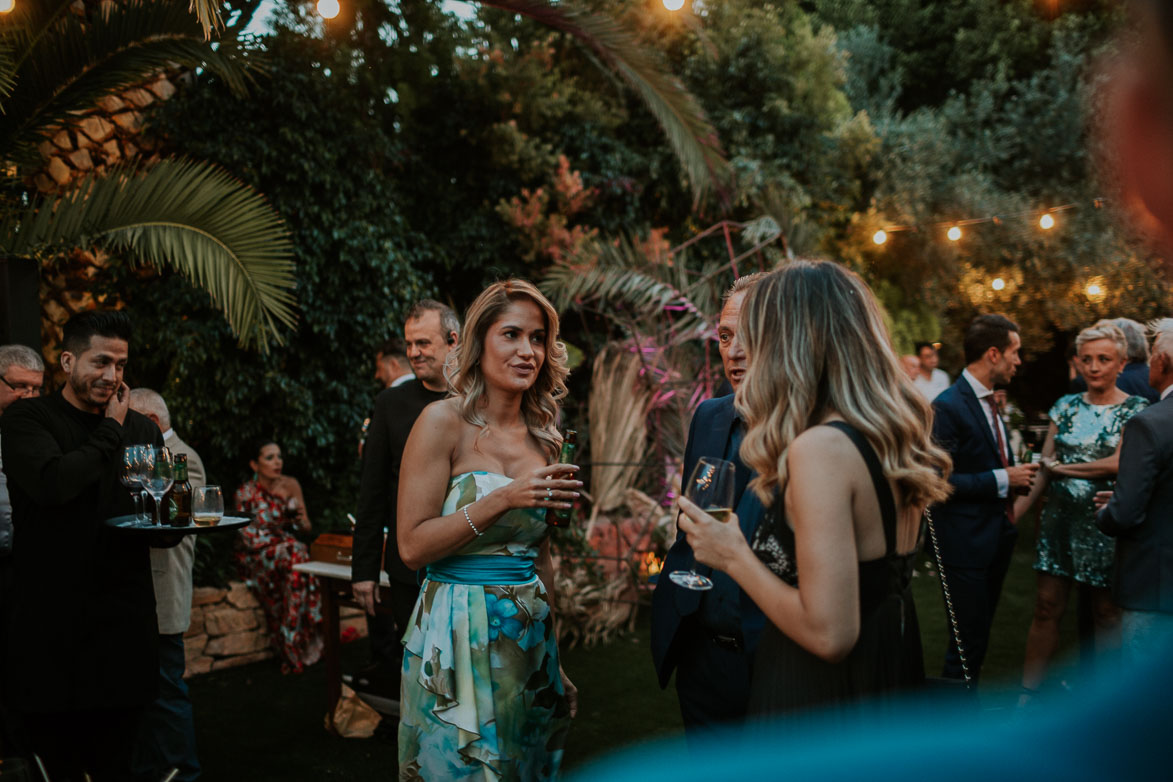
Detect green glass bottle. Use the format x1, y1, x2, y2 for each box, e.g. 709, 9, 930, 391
168, 453, 192, 527
545, 430, 577, 528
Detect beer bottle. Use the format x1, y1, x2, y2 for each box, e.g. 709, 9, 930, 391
545, 430, 577, 528
168, 453, 193, 527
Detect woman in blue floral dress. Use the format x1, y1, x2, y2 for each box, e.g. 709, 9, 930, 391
396, 280, 580, 781
1015, 321, 1148, 700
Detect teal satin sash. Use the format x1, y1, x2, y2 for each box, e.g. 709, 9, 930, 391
425, 555, 536, 585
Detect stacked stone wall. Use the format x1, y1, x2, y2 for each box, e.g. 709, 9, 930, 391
184, 581, 368, 677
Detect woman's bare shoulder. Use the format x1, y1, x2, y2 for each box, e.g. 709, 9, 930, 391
416, 397, 462, 427
788, 424, 867, 487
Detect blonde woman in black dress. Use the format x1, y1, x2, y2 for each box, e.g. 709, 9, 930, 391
678, 261, 952, 718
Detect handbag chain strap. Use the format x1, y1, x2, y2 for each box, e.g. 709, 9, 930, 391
924, 508, 973, 688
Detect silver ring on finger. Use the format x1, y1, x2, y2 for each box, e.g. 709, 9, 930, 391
546, 487, 554, 500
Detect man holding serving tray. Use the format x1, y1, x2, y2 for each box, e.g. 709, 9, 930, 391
0, 310, 163, 781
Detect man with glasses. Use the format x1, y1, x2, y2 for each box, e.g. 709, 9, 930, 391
0, 344, 45, 561
0, 345, 44, 756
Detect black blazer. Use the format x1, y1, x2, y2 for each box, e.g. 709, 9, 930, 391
649, 395, 764, 688
931, 375, 1017, 569
1097, 395, 1173, 612
353, 380, 445, 586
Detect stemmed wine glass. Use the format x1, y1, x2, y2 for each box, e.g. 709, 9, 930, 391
668, 456, 737, 591
141, 447, 174, 527
119, 445, 150, 522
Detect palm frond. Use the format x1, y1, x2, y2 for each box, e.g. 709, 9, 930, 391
1, 0, 254, 161
480, 0, 732, 208
188, 0, 226, 40
541, 239, 712, 342
1, 158, 296, 351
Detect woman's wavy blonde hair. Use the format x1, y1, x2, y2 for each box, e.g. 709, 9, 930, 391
447, 279, 569, 461
736, 260, 952, 509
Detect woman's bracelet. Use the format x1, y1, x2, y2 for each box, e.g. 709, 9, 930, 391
463, 505, 483, 537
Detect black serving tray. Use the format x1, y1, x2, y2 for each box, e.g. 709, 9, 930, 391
104, 515, 251, 538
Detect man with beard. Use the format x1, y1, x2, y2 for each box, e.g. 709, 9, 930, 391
931, 314, 1039, 682
651, 272, 768, 742
0, 310, 163, 780
352, 300, 460, 690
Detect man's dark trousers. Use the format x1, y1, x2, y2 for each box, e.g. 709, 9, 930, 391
131, 633, 198, 782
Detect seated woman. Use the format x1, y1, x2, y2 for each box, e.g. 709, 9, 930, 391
679, 261, 952, 719
1015, 320, 1148, 702
234, 440, 323, 673
396, 279, 580, 781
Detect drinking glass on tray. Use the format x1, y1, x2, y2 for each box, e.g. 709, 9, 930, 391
192, 486, 224, 527
142, 447, 174, 527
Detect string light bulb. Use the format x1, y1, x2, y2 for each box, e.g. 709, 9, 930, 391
317, 0, 340, 19
947, 226, 962, 242
0, 0, 14, 13
992, 277, 1006, 291
872, 230, 888, 246
1086, 279, 1107, 302
662, 0, 686, 10
1039, 213, 1055, 230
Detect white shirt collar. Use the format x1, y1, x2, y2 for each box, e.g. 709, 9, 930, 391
961, 368, 994, 400
161, 428, 175, 442
390, 373, 416, 388
1162, 385, 1173, 401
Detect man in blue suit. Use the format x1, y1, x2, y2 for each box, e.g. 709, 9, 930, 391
931, 314, 1039, 681
651, 272, 767, 742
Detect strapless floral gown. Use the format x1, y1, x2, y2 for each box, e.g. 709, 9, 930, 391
398, 472, 570, 782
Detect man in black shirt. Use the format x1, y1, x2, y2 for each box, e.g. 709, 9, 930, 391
352, 300, 460, 685
0, 311, 163, 781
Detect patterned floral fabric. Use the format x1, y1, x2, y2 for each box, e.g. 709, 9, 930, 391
1036, 393, 1149, 587
234, 479, 323, 673
399, 471, 570, 782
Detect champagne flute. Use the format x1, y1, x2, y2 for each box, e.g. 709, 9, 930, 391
668, 456, 737, 591
142, 447, 174, 527
192, 486, 224, 527
118, 445, 148, 522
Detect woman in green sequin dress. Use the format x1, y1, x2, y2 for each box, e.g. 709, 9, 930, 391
395, 280, 580, 781
1015, 321, 1148, 700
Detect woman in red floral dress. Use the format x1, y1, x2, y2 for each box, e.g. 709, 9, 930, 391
234, 440, 324, 673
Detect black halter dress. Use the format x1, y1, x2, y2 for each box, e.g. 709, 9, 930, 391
747, 421, 926, 718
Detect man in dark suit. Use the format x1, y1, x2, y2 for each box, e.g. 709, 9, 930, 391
1096, 318, 1173, 661
0, 310, 164, 780
931, 314, 1039, 681
351, 301, 460, 686
651, 273, 767, 742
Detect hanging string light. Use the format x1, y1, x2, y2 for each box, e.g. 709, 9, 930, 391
992, 277, 1006, 291
662, 0, 686, 10
0, 0, 14, 13
317, 0, 340, 19
870, 200, 1093, 248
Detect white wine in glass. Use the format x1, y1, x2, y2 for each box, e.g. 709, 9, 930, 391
668, 456, 737, 591
192, 486, 225, 527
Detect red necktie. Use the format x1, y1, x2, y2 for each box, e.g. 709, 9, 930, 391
986, 396, 1015, 521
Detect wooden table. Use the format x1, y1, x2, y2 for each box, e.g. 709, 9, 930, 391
292, 560, 392, 719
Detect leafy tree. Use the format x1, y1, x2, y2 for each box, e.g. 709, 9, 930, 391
0, 0, 296, 349
121, 29, 433, 583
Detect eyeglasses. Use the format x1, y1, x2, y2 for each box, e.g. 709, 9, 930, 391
0, 375, 44, 395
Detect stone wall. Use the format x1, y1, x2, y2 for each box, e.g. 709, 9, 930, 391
184, 581, 368, 677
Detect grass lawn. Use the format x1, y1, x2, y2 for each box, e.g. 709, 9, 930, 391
190, 517, 1080, 779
